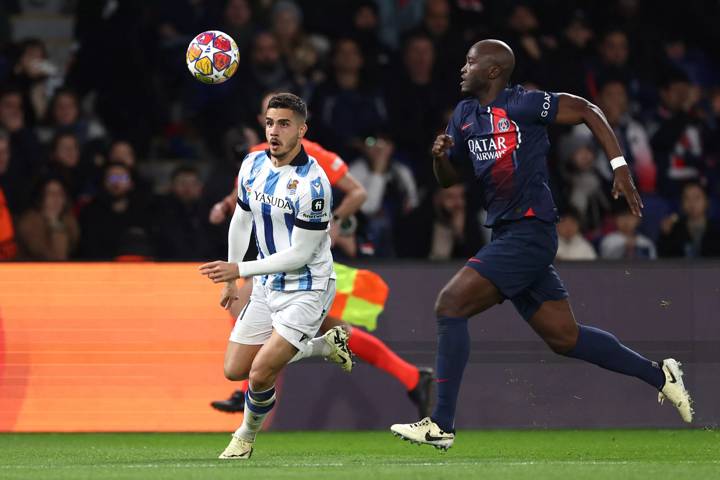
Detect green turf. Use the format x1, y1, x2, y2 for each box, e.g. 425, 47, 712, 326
0, 430, 718, 480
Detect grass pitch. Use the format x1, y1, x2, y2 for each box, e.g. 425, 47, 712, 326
1, 430, 718, 480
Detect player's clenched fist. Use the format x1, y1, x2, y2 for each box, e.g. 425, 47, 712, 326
432, 134, 454, 159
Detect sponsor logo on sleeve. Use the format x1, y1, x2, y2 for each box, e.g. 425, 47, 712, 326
540, 91, 552, 118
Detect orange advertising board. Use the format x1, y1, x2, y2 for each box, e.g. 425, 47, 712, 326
0, 263, 244, 432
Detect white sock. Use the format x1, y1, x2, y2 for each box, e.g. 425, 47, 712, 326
288, 336, 332, 363
234, 386, 276, 442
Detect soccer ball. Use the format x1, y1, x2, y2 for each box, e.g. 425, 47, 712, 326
186, 30, 239, 84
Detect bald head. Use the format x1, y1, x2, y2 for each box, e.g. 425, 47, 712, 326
460, 39, 515, 96
473, 39, 515, 80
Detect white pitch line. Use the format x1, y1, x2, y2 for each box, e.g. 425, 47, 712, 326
1, 460, 719, 470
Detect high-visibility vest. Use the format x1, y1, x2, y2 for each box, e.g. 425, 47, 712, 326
0, 188, 17, 260
328, 263, 389, 331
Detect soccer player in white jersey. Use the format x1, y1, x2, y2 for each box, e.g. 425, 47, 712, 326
199, 93, 351, 460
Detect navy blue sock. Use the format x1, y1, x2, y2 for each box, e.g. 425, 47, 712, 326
430, 316, 470, 432
565, 325, 665, 390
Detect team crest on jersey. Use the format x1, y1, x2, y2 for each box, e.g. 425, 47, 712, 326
286, 179, 298, 193
497, 118, 510, 132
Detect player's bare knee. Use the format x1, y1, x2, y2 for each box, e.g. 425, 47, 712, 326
248, 364, 276, 391
435, 287, 464, 318
547, 324, 579, 354
224, 365, 248, 382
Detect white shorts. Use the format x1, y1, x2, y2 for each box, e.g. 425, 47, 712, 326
229, 277, 336, 351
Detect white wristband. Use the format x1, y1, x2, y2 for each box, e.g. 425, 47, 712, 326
610, 156, 627, 170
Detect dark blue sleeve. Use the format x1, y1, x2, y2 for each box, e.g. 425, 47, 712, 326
512, 89, 559, 125
446, 103, 468, 166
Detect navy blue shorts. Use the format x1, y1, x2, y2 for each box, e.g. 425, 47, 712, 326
465, 218, 568, 321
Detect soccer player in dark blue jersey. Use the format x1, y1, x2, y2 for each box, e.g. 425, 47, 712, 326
391, 40, 693, 450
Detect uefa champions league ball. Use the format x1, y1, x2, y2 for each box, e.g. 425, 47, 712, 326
186, 30, 239, 84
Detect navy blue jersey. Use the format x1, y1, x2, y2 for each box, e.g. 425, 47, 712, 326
447, 85, 559, 227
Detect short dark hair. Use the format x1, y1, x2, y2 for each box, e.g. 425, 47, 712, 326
267, 93, 307, 119
30, 175, 70, 211
559, 206, 581, 221
171, 164, 200, 181
50, 131, 78, 153
657, 66, 690, 90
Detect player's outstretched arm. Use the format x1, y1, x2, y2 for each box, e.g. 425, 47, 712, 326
432, 134, 460, 188
554, 93, 643, 216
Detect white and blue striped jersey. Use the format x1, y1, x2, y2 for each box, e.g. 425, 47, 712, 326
236, 146, 335, 291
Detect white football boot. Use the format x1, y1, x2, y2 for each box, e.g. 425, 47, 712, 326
323, 326, 353, 373
391, 417, 455, 451
658, 358, 693, 423
218, 435, 254, 459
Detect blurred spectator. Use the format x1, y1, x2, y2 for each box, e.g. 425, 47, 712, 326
68, 0, 158, 154
272, 1, 314, 63
222, 91, 270, 169
556, 209, 597, 261
502, 3, 552, 86
599, 204, 656, 260
270, 1, 325, 99
396, 182, 483, 259
37, 88, 106, 147
0, 87, 43, 176
452, 0, 493, 40
658, 182, 720, 258
407, 0, 466, 77
595, 79, 656, 192
16, 177, 79, 260
350, 1, 392, 76
10, 38, 58, 125
585, 28, 630, 98
236, 31, 296, 121
648, 68, 706, 198
78, 162, 151, 259
548, 11, 594, 97
425, 184, 477, 260
386, 33, 453, 188
349, 136, 418, 257
107, 140, 137, 168
154, 165, 218, 260
584, 28, 653, 111
0, 89, 43, 210
310, 37, 387, 160
106, 139, 153, 201
663, 34, 719, 89
557, 135, 611, 232
220, 0, 256, 55
374, 0, 426, 50
45, 132, 88, 201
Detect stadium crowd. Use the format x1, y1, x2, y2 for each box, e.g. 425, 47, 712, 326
0, 0, 719, 261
